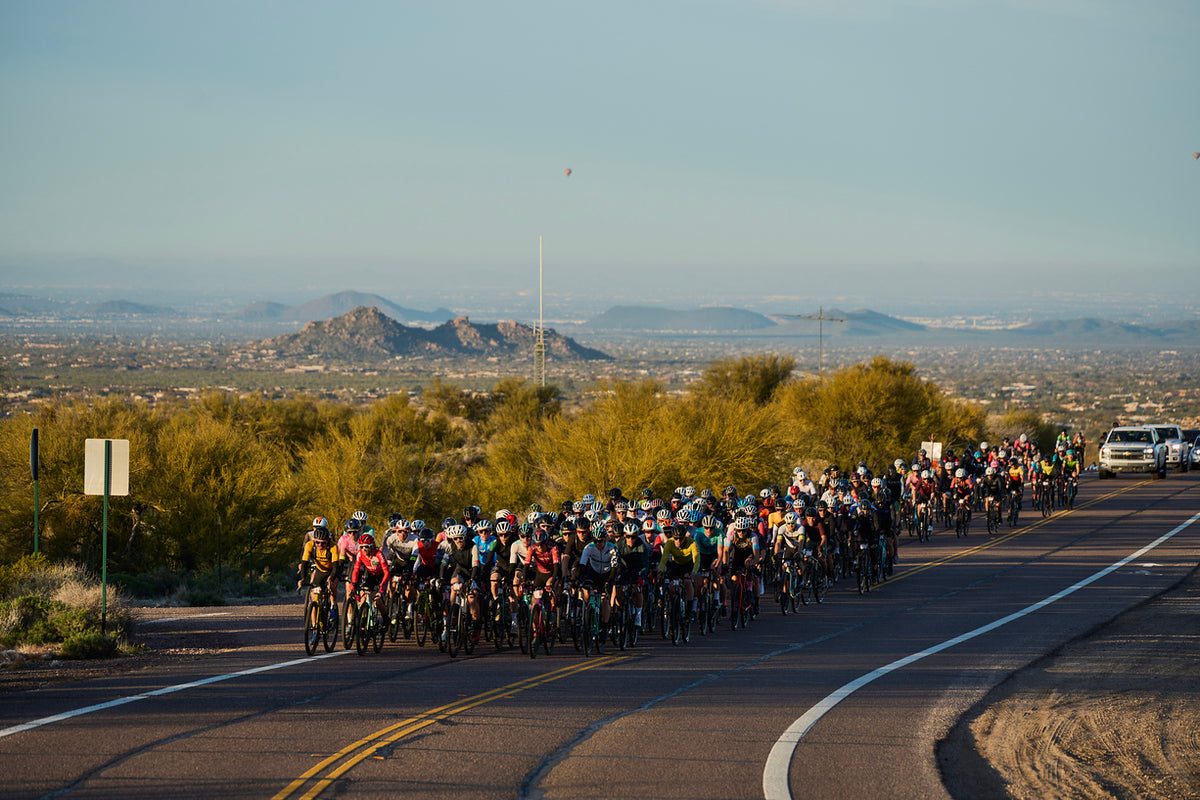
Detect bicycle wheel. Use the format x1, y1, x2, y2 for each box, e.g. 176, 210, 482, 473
321, 596, 337, 652
343, 599, 358, 651
788, 566, 801, 613
531, 603, 544, 660
517, 601, 531, 655
460, 603, 475, 656
492, 594, 506, 651
777, 571, 789, 615
304, 597, 319, 655
696, 592, 708, 637
582, 602, 595, 657
415, 599, 429, 647
542, 604, 555, 656
814, 567, 827, 604
373, 609, 384, 654
798, 564, 812, 607
356, 601, 370, 656
445, 602, 460, 658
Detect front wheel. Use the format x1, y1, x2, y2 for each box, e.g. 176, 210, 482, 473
415, 600, 429, 647
355, 601, 370, 656
304, 598, 319, 655
342, 599, 358, 651
581, 603, 594, 657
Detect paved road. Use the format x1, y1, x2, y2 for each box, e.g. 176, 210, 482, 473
5, 473, 1198, 800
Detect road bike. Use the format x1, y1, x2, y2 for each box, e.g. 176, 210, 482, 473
350, 584, 385, 656
302, 584, 338, 655
955, 496, 971, 538
775, 555, 800, 615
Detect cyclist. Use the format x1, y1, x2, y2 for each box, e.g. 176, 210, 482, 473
350, 531, 391, 629
981, 466, 1004, 532
337, 519, 363, 597
615, 521, 650, 629
800, 507, 829, 580
578, 524, 619, 641
383, 516, 418, 621
298, 520, 341, 606
660, 522, 700, 621
950, 468, 973, 525
723, 516, 761, 614
869, 478, 897, 566
440, 525, 478, 643
852, 501, 883, 579
472, 519, 501, 632
351, 510, 377, 546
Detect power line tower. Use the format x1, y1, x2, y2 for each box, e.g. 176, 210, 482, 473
533, 236, 547, 387
779, 306, 844, 376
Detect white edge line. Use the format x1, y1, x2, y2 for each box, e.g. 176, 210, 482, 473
762, 511, 1200, 800
140, 612, 233, 625
0, 649, 352, 739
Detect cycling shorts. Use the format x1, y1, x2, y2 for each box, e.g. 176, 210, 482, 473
664, 562, 693, 580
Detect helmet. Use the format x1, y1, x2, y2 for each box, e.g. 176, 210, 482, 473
1019, 433, 1028, 443
1066, 449, 1075, 456
475, 519, 493, 533
894, 459, 904, 470
527, 511, 542, 524
641, 488, 654, 499
614, 501, 628, 512
495, 520, 512, 535
639, 500, 652, 511
560, 518, 577, 532
783, 511, 798, 525
796, 471, 807, 481
911, 463, 921, 472
699, 488, 713, 499
358, 532, 375, 547
582, 494, 595, 504
312, 527, 332, 544
655, 509, 671, 521
591, 525, 607, 541
622, 522, 641, 536
352, 510, 368, 522
312, 516, 329, 529
608, 488, 623, 500
857, 466, 868, 476
642, 518, 657, 531
735, 517, 754, 532
418, 527, 435, 542
411, 519, 426, 532
856, 502, 872, 515
464, 505, 481, 519
980, 441, 989, 451
495, 508, 512, 521
701, 515, 718, 529
759, 488, 771, 499
442, 517, 456, 530
985, 467, 995, 476
572, 501, 585, 513
387, 512, 402, 526
871, 477, 882, 487
533, 529, 550, 544
920, 470, 930, 479
447, 525, 467, 540
974, 451, 983, 459
345, 518, 362, 533
684, 486, 696, 498
955, 468, 966, 479
723, 485, 738, 498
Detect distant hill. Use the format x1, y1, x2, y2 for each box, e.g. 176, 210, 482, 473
85, 300, 176, 316
588, 306, 777, 332
1008, 317, 1182, 342
280, 292, 453, 324
763, 308, 926, 337
260, 306, 611, 361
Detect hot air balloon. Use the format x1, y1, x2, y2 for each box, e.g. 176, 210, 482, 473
563, 168, 572, 177
1194, 152, 1199, 160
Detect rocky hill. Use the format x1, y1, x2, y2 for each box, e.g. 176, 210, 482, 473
259, 306, 611, 361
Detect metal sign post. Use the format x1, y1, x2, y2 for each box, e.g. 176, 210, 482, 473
85, 439, 130, 636
30, 429, 39, 556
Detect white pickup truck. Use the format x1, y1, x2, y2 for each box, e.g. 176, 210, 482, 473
1098, 426, 1168, 480
1148, 423, 1193, 473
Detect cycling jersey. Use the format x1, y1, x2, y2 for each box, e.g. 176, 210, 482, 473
659, 537, 699, 573
351, 548, 391, 589
301, 540, 341, 575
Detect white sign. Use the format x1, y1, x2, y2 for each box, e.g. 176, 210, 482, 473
920, 441, 943, 462
84, 439, 130, 496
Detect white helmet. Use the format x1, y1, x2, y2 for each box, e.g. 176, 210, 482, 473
894, 459, 904, 469
985, 467, 995, 476
920, 470, 930, 479
796, 470, 807, 481
979, 441, 989, 452
955, 468, 965, 479
1018, 434, 1027, 443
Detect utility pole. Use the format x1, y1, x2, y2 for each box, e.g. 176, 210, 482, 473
534, 236, 547, 387
779, 306, 844, 376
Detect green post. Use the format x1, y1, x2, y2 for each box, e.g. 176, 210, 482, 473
248, 515, 254, 585
102, 440, 110, 635
30, 428, 39, 556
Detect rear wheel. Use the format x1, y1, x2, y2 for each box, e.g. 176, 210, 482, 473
445, 602, 461, 658
415, 600, 429, 647
355, 601, 370, 656
342, 599, 358, 652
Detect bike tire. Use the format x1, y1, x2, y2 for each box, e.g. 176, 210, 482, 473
517, 602, 530, 655
582, 603, 594, 657
814, 568, 827, 604
415, 601, 429, 647
529, 604, 541, 660
321, 596, 337, 652
355, 601, 369, 656
373, 618, 383, 653
461, 600, 476, 656
304, 598, 319, 656
343, 599, 358, 652
446, 602, 460, 658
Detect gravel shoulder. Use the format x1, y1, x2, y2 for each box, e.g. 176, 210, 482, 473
940, 562, 1200, 800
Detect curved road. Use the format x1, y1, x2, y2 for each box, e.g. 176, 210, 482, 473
4, 474, 1198, 800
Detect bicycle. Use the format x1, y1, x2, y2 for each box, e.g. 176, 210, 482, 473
386, 575, 411, 643
1008, 486, 1022, 528
985, 496, 1002, 535
728, 570, 755, 630
413, 578, 440, 648
775, 556, 800, 615
581, 581, 605, 656
855, 539, 874, 595
350, 584, 385, 656
955, 496, 971, 538
1064, 475, 1078, 511
302, 584, 338, 655
799, 548, 826, 606
696, 571, 720, 635
664, 577, 692, 645
525, 583, 557, 659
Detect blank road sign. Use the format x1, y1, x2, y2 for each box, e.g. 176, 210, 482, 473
84, 439, 130, 496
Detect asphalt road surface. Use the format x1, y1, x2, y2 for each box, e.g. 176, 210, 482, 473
5, 473, 1198, 800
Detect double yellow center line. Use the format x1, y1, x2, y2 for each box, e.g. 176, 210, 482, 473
273, 654, 630, 800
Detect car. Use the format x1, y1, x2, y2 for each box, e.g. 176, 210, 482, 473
1098, 426, 1167, 480
1147, 424, 1192, 473
1191, 435, 1200, 469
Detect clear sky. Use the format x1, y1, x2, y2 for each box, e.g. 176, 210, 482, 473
1, 1, 1197, 316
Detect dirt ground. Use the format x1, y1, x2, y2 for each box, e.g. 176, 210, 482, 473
941, 563, 1200, 800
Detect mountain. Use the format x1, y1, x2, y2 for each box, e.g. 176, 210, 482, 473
1009, 317, 1175, 342
588, 306, 777, 332
85, 300, 176, 316
259, 306, 611, 361
280, 292, 453, 324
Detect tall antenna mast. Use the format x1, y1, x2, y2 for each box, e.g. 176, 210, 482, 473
779, 305, 844, 376
534, 236, 546, 387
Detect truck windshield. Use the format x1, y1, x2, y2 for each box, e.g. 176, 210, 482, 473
1110, 431, 1151, 444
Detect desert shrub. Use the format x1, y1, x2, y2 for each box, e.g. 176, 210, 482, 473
59, 631, 119, 659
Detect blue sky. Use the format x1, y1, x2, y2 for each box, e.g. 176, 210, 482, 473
1, 1, 1197, 316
